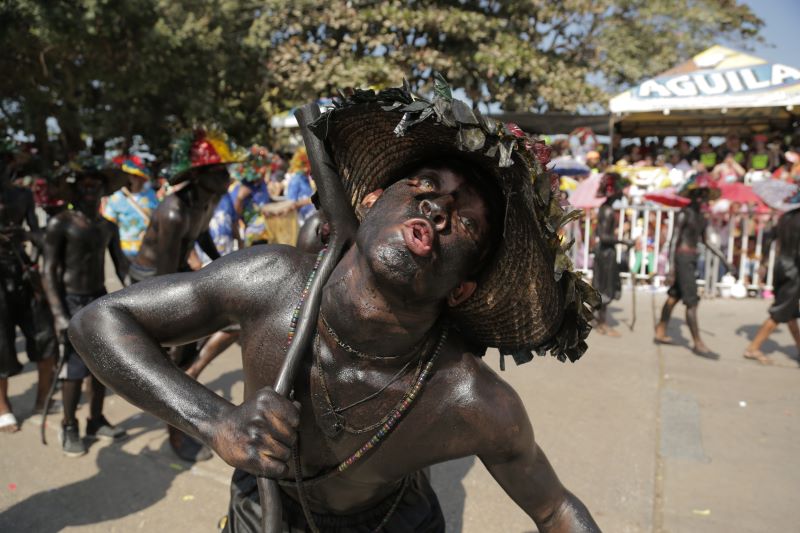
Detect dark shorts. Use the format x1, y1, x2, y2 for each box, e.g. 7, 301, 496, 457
0, 258, 57, 379
769, 257, 800, 323
128, 262, 156, 284
59, 291, 106, 381
224, 469, 445, 533
668, 253, 699, 307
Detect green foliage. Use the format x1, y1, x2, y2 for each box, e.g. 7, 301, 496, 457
0, 0, 763, 161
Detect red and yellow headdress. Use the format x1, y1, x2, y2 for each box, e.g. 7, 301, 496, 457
167, 127, 246, 185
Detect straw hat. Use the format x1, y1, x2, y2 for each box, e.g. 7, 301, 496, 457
309, 78, 599, 364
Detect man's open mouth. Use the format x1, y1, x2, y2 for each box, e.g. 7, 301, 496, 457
402, 219, 434, 257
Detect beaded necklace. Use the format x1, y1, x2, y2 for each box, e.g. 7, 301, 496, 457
335, 325, 447, 473
320, 312, 429, 361
283, 250, 448, 531
285, 247, 327, 348
292, 326, 447, 533
314, 330, 427, 436
292, 324, 448, 482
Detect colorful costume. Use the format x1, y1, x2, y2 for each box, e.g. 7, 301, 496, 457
102, 157, 159, 258
286, 147, 316, 225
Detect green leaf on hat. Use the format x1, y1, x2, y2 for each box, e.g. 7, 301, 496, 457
451, 99, 479, 125
433, 72, 452, 101
456, 127, 486, 152
402, 100, 432, 113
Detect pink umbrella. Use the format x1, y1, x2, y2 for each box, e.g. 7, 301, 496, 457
568, 174, 605, 209
644, 188, 690, 208
719, 182, 761, 203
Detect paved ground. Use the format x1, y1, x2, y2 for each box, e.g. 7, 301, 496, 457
1, 282, 798, 532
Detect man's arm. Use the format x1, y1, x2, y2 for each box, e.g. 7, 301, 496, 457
23, 189, 45, 251
475, 381, 600, 532
597, 207, 631, 248
483, 445, 599, 532
68, 248, 302, 477
155, 204, 186, 275
667, 209, 687, 277
42, 215, 70, 334
106, 220, 129, 283
700, 224, 734, 272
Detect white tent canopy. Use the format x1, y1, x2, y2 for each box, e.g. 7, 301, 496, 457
609, 45, 800, 137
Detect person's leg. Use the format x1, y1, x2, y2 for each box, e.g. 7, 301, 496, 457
745, 317, 778, 358
34, 359, 54, 412
686, 304, 718, 359
654, 296, 679, 342
0, 285, 23, 420
168, 340, 211, 461
595, 305, 607, 334
186, 330, 239, 380
787, 319, 800, 347
686, 305, 703, 347
787, 319, 800, 360
88, 374, 105, 420
0, 378, 17, 432
85, 374, 125, 440
60, 378, 86, 456
597, 304, 621, 337
0, 378, 9, 415
61, 379, 82, 426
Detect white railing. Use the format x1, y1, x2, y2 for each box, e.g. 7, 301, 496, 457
565, 205, 779, 297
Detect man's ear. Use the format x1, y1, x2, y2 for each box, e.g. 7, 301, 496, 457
447, 281, 477, 307
356, 188, 383, 219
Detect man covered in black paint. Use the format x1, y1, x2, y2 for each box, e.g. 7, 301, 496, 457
0, 142, 57, 433
42, 157, 129, 456
70, 83, 601, 532
592, 172, 633, 337
129, 128, 244, 462
654, 173, 734, 359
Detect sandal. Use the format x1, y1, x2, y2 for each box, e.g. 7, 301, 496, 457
0, 412, 19, 433
743, 350, 772, 365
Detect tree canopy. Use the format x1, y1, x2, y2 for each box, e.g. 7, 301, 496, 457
1, 0, 763, 162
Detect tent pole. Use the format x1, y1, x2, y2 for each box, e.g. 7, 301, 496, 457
608, 116, 615, 163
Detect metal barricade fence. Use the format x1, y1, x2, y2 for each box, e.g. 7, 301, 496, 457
564, 205, 779, 296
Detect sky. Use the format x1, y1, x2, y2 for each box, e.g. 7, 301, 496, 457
742, 0, 798, 66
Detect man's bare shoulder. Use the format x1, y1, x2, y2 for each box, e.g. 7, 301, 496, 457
153, 194, 186, 224
433, 335, 533, 459
46, 210, 72, 232
199, 244, 318, 310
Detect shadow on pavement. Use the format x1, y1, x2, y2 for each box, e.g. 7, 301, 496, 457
203, 368, 244, 403
431, 456, 475, 532
0, 443, 179, 532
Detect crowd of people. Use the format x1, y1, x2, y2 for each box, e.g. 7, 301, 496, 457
554, 130, 800, 189
0, 128, 320, 459
549, 129, 800, 293
588, 166, 800, 367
